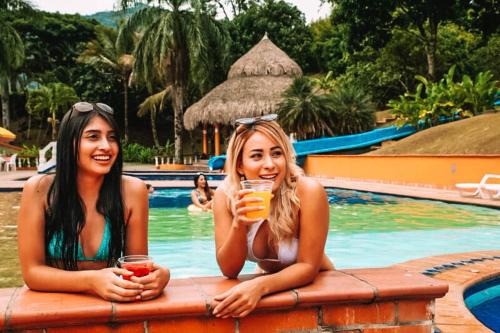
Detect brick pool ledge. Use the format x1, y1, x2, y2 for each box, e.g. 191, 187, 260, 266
0, 268, 447, 332
393, 250, 500, 333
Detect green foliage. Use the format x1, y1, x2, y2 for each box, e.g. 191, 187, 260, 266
309, 18, 347, 75
26, 82, 79, 139
18, 144, 39, 158
436, 23, 481, 77
469, 33, 500, 80
277, 76, 334, 140
328, 82, 375, 135
460, 0, 500, 36
329, 0, 466, 80
227, 0, 313, 71
278, 76, 375, 139
456, 71, 498, 116
388, 66, 498, 129
121, 140, 174, 163
122, 142, 158, 163
10, 11, 97, 82
329, 0, 394, 53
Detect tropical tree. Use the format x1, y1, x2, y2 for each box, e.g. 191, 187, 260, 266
26, 83, 79, 140
78, 23, 137, 142
277, 76, 334, 140
137, 87, 171, 149
328, 0, 466, 81
121, 0, 229, 163
328, 82, 375, 135
0, 0, 32, 128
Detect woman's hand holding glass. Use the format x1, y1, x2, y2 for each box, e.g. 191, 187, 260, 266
128, 264, 170, 301
89, 267, 144, 302
232, 189, 267, 228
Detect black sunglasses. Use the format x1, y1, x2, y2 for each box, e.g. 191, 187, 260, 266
69, 102, 114, 119
234, 114, 278, 126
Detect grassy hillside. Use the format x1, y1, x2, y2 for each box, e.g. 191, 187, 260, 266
368, 112, 500, 155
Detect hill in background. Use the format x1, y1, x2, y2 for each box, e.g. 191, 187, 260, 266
84, 3, 147, 28
368, 112, 500, 155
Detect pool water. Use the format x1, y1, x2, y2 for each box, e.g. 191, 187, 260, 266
148, 188, 500, 278
464, 276, 500, 331
124, 171, 225, 181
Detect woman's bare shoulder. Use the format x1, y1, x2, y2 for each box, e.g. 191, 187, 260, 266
23, 174, 53, 195
295, 175, 325, 196
121, 175, 148, 192
214, 185, 229, 198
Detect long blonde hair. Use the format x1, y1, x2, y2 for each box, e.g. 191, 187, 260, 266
224, 120, 303, 243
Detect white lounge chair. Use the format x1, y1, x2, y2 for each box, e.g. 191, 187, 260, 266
455, 174, 500, 199
5, 154, 17, 172
483, 184, 500, 200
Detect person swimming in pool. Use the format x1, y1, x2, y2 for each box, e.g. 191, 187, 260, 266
212, 114, 334, 318
17, 102, 169, 302
189, 173, 215, 212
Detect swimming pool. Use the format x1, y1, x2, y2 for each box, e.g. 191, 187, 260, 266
148, 188, 500, 278
124, 171, 225, 181
464, 276, 500, 331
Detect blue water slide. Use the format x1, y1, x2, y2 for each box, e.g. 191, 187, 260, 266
208, 124, 416, 170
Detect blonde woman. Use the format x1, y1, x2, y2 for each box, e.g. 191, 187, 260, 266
212, 114, 333, 318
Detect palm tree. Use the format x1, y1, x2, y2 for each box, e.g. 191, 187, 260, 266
0, 0, 32, 128
26, 83, 79, 140
78, 23, 136, 142
122, 0, 229, 163
278, 76, 334, 140
137, 87, 171, 149
328, 83, 376, 135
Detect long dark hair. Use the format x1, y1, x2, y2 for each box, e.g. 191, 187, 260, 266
45, 108, 125, 270
194, 173, 212, 201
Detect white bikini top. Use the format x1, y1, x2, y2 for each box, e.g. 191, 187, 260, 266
246, 219, 299, 266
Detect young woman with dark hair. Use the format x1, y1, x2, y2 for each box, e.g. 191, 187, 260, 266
18, 102, 169, 301
189, 173, 215, 212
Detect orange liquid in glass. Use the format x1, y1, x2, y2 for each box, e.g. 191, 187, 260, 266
244, 191, 272, 220
121, 262, 153, 280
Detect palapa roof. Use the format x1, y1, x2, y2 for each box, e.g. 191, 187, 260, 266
183, 34, 302, 130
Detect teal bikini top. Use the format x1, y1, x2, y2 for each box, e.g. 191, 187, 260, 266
47, 217, 111, 261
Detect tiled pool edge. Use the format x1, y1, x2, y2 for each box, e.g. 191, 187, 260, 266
0, 267, 447, 332
393, 250, 500, 333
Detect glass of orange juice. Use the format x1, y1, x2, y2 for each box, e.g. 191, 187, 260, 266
240, 180, 274, 220
118, 255, 153, 280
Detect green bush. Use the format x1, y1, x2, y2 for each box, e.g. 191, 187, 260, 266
388, 66, 498, 129
122, 142, 159, 163
18, 144, 40, 158
328, 82, 376, 135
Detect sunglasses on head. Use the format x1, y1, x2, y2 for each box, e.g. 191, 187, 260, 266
234, 113, 278, 126
69, 102, 114, 119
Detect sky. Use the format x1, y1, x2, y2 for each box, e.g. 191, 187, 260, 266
30, 0, 332, 23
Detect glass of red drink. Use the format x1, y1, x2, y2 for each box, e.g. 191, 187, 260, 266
117, 255, 153, 280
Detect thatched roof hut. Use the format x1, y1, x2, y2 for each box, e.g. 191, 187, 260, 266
183, 34, 302, 130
